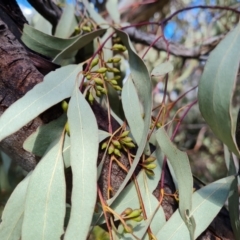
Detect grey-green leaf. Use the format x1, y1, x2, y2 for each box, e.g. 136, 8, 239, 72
54, 4, 77, 38
21, 24, 80, 58
22, 134, 66, 240
107, 29, 152, 205
156, 176, 235, 239
156, 127, 195, 237
151, 61, 174, 76
53, 29, 106, 65
0, 173, 31, 240
198, 22, 240, 157
64, 83, 99, 239
0, 64, 82, 142
23, 114, 67, 156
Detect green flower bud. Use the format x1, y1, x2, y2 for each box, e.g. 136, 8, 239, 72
112, 140, 121, 148
96, 91, 102, 97
61, 100, 68, 112
88, 92, 94, 104
114, 75, 121, 80
101, 142, 107, 150
93, 77, 104, 85
125, 209, 142, 219
123, 142, 135, 148
122, 208, 133, 216
110, 80, 118, 85
90, 58, 99, 69
82, 26, 91, 32
107, 67, 120, 73
145, 163, 157, 170
108, 144, 115, 154
95, 67, 107, 73
145, 169, 155, 177
86, 74, 92, 80
114, 148, 121, 157
113, 85, 122, 91
121, 137, 132, 143
120, 131, 129, 138
144, 156, 156, 164
107, 57, 121, 63
131, 216, 143, 222
112, 44, 127, 52
65, 122, 70, 136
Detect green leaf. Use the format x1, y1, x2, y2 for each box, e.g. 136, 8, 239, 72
64, 83, 99, 239
156, 176, 235, 240
21, 24, 80, 58
156, 128, 195, 238
53, 29, 106, 65
54, 4, 77, 38
198, 22, 240, 157
0, 64, 82, 142
106, 0, 120, 23
224, 147, 240, 239
33, 13, 52, 35
22, 134, 66, 240
110, 149, 165, 238
23, 114, 67, 156
0, 173, 31, 240
151, 61, 174, 76
82, 0, 108, 27
107, 29, 152, 205
122, 77, 143, 145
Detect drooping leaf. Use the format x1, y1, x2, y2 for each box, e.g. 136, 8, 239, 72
198, 22, 240, 157
224, 146, 240, 239
53, 29, 106, 65
106, 0, 120, 23
156, 176, 235, 240
156, 127, 195, 238
122, 77, 143, 146
23, 114, 67, 156
22, 134, 66, 240
0, 173, 31, 240
55, 4, 77, 38
151, 61, 174, 76
0, 64, 82, 142
21, 24, 80, 58
82, 0, 108, 27
64, 83, 99, 239
107, 29, 152, 205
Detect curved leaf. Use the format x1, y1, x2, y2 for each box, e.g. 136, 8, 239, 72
53, 29, 106, 65
107, 29, 152, 205
0, 64, 82, 142
156, 128, 195, 237
151, 61, 174, 76
21, 24, 80, 58
22, 134, 66, 240
0, 173, 31, 240
198, 22, 240, 156
156, 176, 235, 240
64, 83, 99, 239
55, 4, 77, 38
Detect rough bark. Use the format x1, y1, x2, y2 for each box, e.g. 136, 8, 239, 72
0, 1, 235, 240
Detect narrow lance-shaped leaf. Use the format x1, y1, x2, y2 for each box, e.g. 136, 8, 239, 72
54, 4, 77, 38
64, 83, 99, 239
156, 176, 235, 240
21, 24, 80, 58
0, 64, 82, 142
107, 29, 152, 205
156, 127, 195, 238
53, 29, 106, 65
151, 61, 174, 77
0, 173, 31, 240
22, 133, 66, 240
198, 22, 240, 156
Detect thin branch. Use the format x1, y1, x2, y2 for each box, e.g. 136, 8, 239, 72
27, 0, 61, 33
123, 27, 224, 58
